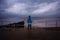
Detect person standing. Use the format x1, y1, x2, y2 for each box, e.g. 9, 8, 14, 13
27, 16, 32, 30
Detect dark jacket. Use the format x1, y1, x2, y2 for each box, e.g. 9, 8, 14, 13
27, 18, 32, 25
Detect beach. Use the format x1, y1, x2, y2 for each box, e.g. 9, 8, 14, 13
0, 17, 60, 40
0, 27, 60, 40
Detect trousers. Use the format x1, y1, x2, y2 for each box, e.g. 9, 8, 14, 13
28, 24, 32, 30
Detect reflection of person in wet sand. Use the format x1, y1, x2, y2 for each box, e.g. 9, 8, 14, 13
27, 16, 32, 30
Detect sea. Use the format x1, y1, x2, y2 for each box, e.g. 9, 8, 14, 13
0, 17, 60, 28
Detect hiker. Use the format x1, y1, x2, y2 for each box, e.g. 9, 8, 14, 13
27, 16, 32, 30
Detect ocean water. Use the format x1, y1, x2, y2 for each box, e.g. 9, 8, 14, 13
25, 17, 60, 27
0, 17, 60, 27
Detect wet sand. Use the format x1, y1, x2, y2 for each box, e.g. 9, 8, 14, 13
0, 27, 60, 40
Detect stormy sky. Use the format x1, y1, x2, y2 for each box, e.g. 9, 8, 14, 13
0, 0, 60, 18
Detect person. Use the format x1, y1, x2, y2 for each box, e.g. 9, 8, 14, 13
27, 16, 32, 30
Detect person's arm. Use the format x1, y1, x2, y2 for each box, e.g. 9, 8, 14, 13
29, 18, 32, 25
31, 18, 32, 23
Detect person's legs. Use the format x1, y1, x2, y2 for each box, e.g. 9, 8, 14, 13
28, 24, 32, 30
30, 24, 32, 30
28, 24, 29, 30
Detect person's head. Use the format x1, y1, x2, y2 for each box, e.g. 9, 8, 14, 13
29, 16, 31, 18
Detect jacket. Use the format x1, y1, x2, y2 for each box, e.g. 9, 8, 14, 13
27, 18, 32, 25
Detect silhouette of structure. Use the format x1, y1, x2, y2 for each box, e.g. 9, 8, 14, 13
0, 21, 24, 28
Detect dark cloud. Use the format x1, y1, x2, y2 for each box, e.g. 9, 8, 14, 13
0, 0, 60, 19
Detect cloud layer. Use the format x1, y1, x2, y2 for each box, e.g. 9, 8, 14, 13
5, 1, 59, 16
32, 2, 59, 14
5, 3, 28, 15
